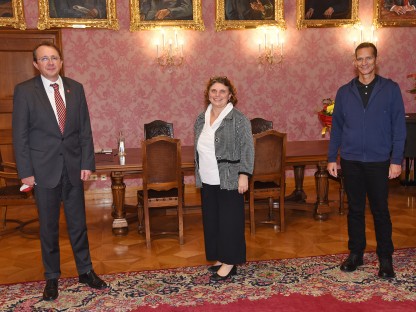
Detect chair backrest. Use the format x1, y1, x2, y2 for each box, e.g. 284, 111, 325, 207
144, 120, 174, 140
250, 118, 273, 135
142, 136, 182, 192
251, 129, 286, 185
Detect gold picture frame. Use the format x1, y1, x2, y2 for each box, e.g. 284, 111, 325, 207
130, 0, 205, 31
215, 0, 285, 31
37, 0, 119, 30
374, 0, 416, 27
297, 0, 359, 29
0, 0, 26, 30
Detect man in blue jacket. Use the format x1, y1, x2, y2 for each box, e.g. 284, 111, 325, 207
327, 42, 406, 279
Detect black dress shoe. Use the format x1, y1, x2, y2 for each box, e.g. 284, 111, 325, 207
208, 265, 221, 273
210, 265, 237, 281
378, 257, 395, 279
79, 270, 108, 289
43, 278, 58, 301
340, 254, 363, 272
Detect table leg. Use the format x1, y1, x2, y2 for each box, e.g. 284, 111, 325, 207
285, 165, 307, 202
314, 161, 331, 220
111, 172, 129, 236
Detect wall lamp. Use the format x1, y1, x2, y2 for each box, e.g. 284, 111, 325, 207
352, 24, 378, 51
155, 28, 184, 72
257, 27, 284, 68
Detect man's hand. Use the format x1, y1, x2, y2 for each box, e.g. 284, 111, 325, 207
324, 7, 334, 18
21, 176, 35, 187
327, 162, 338, 178
81, 170, 92, 181
388, 164, 401, 179
305, 8, 314, 19
85, 8, 99, 18
250, 0, 265, 13
405, 4, 416, 11
392, 5, 407, 15
238, 174, 249, 194
155, 9, 171, 19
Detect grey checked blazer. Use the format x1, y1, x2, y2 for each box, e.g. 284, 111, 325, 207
194, 107, 254, 190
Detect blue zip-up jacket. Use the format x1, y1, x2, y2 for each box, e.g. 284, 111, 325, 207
328, 75, 406, 165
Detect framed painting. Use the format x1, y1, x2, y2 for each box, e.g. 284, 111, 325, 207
296, 0, 359, 29
215, 0, 285, 31
37, 0, 119, 30
130, 0, 205, 31
0, 0, 26, 29
374, 0, 416, 27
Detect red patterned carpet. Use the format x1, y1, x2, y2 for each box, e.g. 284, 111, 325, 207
1, 249, 415, 312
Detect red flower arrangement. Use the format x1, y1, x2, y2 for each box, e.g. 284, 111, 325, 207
318, 98, 335, 135
407, 73, 416, 98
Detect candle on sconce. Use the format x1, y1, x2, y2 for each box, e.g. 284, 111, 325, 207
371, 25, 375, 43
175, 30, 178, 48
277, 29, 280, 45
280, 40, 283, 56
264, 32, 267, 52
156, 43, 159, 58
169, 39, 173, 56
181, 43, 184, 57
162, 31, 165, 49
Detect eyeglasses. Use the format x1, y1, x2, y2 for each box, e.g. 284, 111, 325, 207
37, 56, 61, 63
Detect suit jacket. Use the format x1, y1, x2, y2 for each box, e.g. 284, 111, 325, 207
385, 0, 416, 10
12, 75, 95, 188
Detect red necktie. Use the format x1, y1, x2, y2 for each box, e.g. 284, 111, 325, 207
404, 0, 409, 5
50, 83, 66, 134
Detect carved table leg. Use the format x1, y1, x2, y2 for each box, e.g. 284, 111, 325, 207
111, 172, 128, 236
314, 161, 331, 220
285, 165, 307, 202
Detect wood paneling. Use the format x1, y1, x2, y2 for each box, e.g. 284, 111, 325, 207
0, 30, 62, 164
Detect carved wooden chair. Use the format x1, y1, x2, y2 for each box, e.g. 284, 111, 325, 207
137, 136, 184, 248
250, 118, 273, 135
0, 161, 37, 236
248, 129, 286, 235
144, 120, 174, 140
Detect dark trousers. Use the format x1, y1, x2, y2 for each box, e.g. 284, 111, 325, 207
340, 159, 394, 259
35, 165, 92, 280
200, 183, 246, 265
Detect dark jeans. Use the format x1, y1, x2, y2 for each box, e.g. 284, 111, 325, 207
200, 183, 246, 265
340, 159, 394, 259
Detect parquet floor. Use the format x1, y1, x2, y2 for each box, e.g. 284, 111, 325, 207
1, 178, 415, 285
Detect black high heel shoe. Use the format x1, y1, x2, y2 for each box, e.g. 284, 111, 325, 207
208, 265, 221, 273
210, 265, 237, 281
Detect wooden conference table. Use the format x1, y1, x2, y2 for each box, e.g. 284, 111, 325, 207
95, 140, 330, 236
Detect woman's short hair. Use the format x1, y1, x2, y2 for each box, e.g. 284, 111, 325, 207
204, 76, 238, 106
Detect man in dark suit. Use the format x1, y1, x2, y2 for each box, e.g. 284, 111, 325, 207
225, 0, 274, 20
305, 0, 350, 19
12, 42, 107, 301
384, 0, 416, 14
50, 0, 107, 18
145, 0, 193, 20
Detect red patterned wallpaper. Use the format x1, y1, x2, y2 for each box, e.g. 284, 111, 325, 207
21, 1, 416, 187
